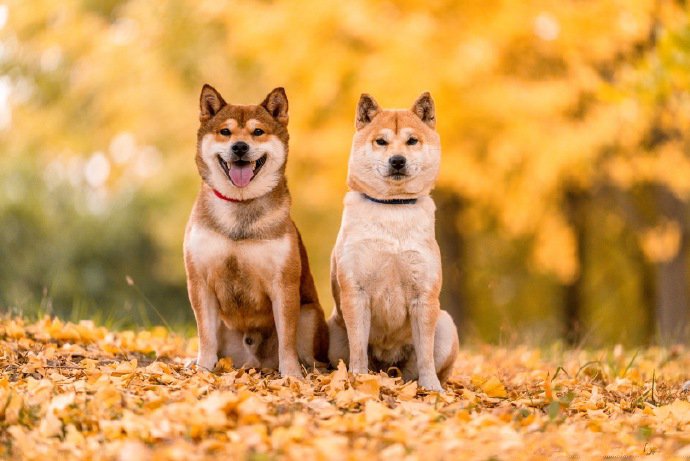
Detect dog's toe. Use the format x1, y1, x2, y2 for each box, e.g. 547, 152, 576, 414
280, 362, 304, 379
195, 354, 218, 371
418, 375, 444, 392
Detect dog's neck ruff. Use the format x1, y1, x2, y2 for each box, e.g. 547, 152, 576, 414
362, 193, 419, 205
212, 188, 244, 203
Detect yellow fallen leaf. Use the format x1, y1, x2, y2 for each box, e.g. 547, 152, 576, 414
462, 388, 478, 402
215, 357, 234, 373
329, 360, 349, 392
3, 320, 25, 339
112, 359, 138, 375
4, 391, 23, 425
364, 400, 390, 424
95, 383, 122, 409
654, 399, 690, 424
473, 375, 508, 398
398, 381, 418, 400
238, 395, 267, 425
39, 392, 75, 437
353, 374, 381, 398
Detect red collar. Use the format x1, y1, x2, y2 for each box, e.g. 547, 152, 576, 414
212, 188, 243, 203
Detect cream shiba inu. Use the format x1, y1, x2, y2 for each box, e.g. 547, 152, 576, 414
327, 92, 459, 391
184, 84, 328, 377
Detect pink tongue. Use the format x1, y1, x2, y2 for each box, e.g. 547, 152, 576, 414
229, 164, 254, 188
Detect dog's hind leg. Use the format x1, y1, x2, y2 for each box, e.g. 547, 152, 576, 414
294, 230, 329, 370
327, 312, 350, 369
434, 310, 459, 384
297, 305, 329, 369
401, 310, 459, 386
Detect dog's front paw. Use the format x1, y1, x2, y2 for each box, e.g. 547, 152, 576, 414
349, 365, 369, 375
418, 374, 444, 393
280, 360, 304, 379
195, 354, 218, 371
348, 356, 369, 375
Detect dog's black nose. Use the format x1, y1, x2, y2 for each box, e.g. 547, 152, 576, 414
231, 141, 250, 157
389, 155, 407, 170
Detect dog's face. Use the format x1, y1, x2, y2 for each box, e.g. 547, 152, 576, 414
196, 85, 289, 201
347, 92, 440, 199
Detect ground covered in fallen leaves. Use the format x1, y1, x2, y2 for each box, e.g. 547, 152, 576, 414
1, 317, 690, 460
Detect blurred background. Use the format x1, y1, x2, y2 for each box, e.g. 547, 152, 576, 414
1, 0, 690, 345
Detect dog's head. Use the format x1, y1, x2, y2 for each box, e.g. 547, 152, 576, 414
347, 92, 440, 199
196, 85, 289, 201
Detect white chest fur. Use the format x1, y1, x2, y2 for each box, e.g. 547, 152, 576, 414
185, 223, 291, 282
336, 192, 441, 350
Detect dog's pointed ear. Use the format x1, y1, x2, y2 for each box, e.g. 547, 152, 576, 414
356, 93, 380, 130
200, 84, 226, 122
261, 87, 289, 125
411, 92, 435, 128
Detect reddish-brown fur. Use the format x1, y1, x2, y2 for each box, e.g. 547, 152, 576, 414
184, 85, 328, 376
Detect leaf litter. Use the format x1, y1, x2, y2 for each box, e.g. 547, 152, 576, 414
1, 317, 690, 460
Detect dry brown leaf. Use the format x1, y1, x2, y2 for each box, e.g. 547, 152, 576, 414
2, 317, 690, 460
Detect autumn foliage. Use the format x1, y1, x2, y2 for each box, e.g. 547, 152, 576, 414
1, 317, 689, 459
1, 1, 690, 343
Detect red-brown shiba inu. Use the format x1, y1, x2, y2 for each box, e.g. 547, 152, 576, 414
327, 92, 459, 391
184, 85, 328, 377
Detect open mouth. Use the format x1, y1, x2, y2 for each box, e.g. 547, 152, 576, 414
218, 154, 268, 188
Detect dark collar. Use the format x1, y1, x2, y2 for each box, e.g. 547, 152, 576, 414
362, 193, 418, 205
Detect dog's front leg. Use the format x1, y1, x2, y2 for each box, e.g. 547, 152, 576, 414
340, 282, 370, 375
271, 282, 303, 378
410, 297, 443, 391
189, 282, 221, 370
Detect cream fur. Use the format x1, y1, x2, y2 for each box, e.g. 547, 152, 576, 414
186, 225, 292, 284
329, 94, 459, 391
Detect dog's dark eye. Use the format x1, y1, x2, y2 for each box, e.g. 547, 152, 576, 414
252, 128, 265, 136
407, 137, 419, 146
375, 138, 388, 146
219, 128, 231, 136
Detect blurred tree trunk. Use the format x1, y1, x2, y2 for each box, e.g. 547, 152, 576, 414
608, 183, 687, 345
562, 186, 589, 345
636, 245, 657, 345
654, 186, 690, 345
434, 188, 467, 336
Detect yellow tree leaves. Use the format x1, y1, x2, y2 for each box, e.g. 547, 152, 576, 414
4, 0, 690, 344
5, 0, 673, 286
